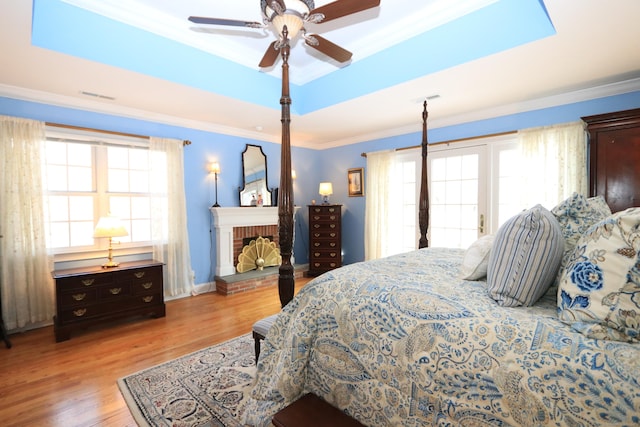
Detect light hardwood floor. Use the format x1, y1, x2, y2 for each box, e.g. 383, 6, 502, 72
0, 278, 311, 427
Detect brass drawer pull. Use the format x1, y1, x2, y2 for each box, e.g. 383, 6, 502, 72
134, 272, 146, 279
330, 224, 336, 229
330, 243, 336, 247
314, 224, 320, 229
314, 252, 320, 257
313, 216, 320, 220
330, 215, 336, 220
314, 243, 320, 247
330, 263, 336, 267
109, 288, 122, 295
73, 308, 87, 317
313, 208, 321, 213
141, 282, 153, 290
330, 253, 337, 257
330, 233, 336, 238
72, 293, 86, 301
314, 233, 320, 237
314, 263, 321, 267
329, 208, 335, 213
142, 296, 154, 303
82, 279, 95, 286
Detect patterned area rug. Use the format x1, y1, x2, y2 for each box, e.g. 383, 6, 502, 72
118, 334, 256, 426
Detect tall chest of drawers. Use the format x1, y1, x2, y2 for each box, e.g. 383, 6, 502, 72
307, 204, 342, 277
52, 260, 165, 342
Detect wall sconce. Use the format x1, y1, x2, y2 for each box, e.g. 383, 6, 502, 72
319, 182, 333, 205
209, 162, 221, 208
93, 214, 129, 268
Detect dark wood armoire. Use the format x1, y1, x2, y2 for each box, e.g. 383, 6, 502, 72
583, 108, 640, 213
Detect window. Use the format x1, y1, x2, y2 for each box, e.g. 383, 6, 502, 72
42, 130, 158, 255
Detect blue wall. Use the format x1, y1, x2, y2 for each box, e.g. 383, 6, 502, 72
1, 90, 639, 285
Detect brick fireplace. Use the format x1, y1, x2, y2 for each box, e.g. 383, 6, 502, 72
210, 207, 301, 295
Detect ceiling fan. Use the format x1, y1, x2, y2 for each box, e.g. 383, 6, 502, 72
188, 0, 381, 67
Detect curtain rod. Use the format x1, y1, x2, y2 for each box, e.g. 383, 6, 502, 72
361, 130, 516, 157
45, 122, 192, 146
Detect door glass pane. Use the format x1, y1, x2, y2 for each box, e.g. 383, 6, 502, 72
429, 147, 484, 249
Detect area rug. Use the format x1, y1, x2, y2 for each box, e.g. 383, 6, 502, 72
118, 333, 256, 426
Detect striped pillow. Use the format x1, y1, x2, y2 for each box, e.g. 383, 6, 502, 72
487, 205, 564, 307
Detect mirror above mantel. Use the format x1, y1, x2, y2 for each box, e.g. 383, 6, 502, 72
239, 144, 274, 207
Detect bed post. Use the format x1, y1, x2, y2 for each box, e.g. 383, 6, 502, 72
277, 28, 295, 307
418, 101, 430, 249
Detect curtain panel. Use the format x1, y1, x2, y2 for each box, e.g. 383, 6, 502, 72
149, 137, 194, 297
0, 116, 55, 330
364, 150, 394, 260
517, 121, 588, 208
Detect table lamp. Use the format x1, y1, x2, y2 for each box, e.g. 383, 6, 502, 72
93, 215, 129, 268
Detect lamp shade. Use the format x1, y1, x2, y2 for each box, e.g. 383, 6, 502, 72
93, 215, 128, 238
209, 162, 220, 174
319, 182, 333, 196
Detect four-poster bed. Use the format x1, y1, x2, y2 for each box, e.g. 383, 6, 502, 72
248, 90, 640, 425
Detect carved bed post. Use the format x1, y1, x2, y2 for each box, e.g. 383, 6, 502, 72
277, 28, 295, 307
418, 101, 430, 249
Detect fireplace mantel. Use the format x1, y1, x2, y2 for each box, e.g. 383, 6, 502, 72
210, 207, 299, 277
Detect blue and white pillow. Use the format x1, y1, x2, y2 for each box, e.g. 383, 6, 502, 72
487, 205, 564, 307
551, 192, 612, 279
557, 207, 640, 342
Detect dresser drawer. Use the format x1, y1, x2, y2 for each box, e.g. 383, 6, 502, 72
311, 231, 339, 240
58, 289, 98, 306
311, 240, 339, 250
56, 273, 112, 291
98, 283, 132, 300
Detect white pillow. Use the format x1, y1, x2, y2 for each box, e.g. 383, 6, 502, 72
459, 234, 495, 280
557, 207, 640, 342
487, 205, 564, 307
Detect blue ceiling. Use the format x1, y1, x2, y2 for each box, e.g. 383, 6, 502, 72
31, 0, 555, 116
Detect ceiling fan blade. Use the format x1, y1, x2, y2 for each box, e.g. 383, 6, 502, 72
305, 34, 352, 63
259, 41, 281, 68
308, 0, 380, 23
188, 16, 264, 28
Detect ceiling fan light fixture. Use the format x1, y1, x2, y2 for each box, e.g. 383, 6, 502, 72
272, 12, 305, 39
263, 0, 313, 39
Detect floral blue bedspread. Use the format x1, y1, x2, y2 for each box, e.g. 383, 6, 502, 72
242, 248, 640, 426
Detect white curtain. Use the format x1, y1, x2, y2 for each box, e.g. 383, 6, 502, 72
0, 116, 55, 330
364, 150, 394, 260
517, 121, 588, 208
149, 137, 194, 297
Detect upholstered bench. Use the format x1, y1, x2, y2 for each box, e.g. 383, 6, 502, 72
252, 313, 278, 362
272, 393, 365, 427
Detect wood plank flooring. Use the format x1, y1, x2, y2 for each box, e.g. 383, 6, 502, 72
0, 278, 310, 427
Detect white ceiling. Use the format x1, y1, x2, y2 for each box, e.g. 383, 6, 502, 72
1, 0, 639, 149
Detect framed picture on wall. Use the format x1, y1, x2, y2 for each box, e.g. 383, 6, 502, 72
348, 167, 364, 197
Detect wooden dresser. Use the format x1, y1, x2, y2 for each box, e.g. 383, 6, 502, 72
307, 204, 342, 277
52, 260, 165, 342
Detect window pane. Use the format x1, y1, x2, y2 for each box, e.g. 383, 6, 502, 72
46, 165, 68, 191
68, 166, 92, 191
70, 221, 94, 246
130, 170, 149, 193
108, 147, 129, 169
48, 196, 70, 221
49, 223, 70, 248
69, 196, 93, 221
67, 144, 92, 166
108, 169, 130, 192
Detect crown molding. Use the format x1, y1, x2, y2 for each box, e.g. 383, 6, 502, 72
0, 83, 278, 144
311, 77, 640, 149
2, 77, 639, 151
